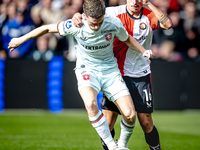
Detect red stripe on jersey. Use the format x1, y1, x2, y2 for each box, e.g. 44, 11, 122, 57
113, 38, 128, 76
117, 13, 135, 36
113, 13, 135, 76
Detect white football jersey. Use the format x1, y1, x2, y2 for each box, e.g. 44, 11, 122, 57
106, 5, 161, 77
57, 14, 129, 71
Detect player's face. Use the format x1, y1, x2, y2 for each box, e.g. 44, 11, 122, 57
127, 0, 143, 14
86, 15, 104, 31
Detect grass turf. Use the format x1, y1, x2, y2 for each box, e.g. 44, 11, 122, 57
0, 109, 200, 150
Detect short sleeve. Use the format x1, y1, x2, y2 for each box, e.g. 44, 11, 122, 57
57, 19, 79, 36
143, 8, 160, 30
115, 18, 129, 42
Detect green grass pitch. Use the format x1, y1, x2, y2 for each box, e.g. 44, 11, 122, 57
0, 109, 200, 150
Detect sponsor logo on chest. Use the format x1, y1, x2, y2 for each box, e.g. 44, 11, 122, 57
133, 22, 148, 42
81, 43, 111, 50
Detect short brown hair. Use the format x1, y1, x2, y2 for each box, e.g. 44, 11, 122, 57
83, 0, 105, 19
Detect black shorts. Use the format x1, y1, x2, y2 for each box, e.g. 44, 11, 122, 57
101, 74, 153, 114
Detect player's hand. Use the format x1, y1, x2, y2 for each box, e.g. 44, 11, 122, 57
8, 38, 22, 52
139, 0, 150, 5
143, 50, 154, 61
72, 12, 83, 27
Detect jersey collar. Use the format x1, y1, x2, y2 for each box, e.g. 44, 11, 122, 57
126, 6, 144, 20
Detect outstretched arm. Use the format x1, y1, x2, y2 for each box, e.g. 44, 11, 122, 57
142, 0, 173, 29
125, 35, 154, 60
8, 23, 58, 52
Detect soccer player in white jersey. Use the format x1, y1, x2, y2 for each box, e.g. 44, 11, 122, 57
8, 0, 154, 149
72, 0, 173, 149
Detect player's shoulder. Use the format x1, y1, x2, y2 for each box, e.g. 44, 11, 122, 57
58, 19, 80, 36
106, 5, 126, 17
142, 7, 154, 18
104, 14, 122, 26
64, 19, 82, 31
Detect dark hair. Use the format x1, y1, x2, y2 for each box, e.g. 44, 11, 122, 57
83, 0, 105, 19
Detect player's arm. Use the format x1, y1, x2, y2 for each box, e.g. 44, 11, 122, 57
142, 0, 173, 29
125, 35, 154, 60
8, 23, 58, 52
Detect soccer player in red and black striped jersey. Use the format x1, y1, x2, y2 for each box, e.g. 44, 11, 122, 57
72, 0, 172, 149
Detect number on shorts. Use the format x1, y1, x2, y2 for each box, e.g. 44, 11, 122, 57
143, 89, 152, 108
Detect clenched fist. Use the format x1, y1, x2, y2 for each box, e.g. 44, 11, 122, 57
8, 38, 22, 52
143, 50, 154, 61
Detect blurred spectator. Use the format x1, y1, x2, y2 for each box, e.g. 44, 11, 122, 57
30, 0, 63, 52
197, 0, 200, 11
30, 3, 43, 27
187, 47, 200, 61
1, 0, 12, 5
0, 3, 8, 52
0, 2, 13, 60
59, 0, 84, 61
7, 2, 16, 20
152, 0, 200, 61
151, 0, 179, 13
0, 3, 7, 29
157, 40, 183, 62
27, 33, 53, 61
154, 0, 170, 13
169, 0, 180, 12
152, 11, 186, 56
182, 1, 200, 32
181, 1, 200, 60
183, 27, 200, 61
39, 0, 63, 24
192, 16, 200, 36
62, 0, 83, 19
51, 0, 64, 11
184, 28, 200, 50
1, 0, 35, 58
178, 0, 189, 11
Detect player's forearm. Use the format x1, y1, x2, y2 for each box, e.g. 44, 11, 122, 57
125, 35, 146, 54
8, 24, 58, 52
145, 2, 173, 29
20, 24, 57, 43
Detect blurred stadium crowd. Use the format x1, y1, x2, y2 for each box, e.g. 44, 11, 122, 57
0, 0, 200, 62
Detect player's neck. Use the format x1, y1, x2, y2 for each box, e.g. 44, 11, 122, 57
127, 8, 142, 18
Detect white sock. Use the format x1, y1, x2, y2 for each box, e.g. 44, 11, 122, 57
89, 110, 116, 150
118, 117, 135, 148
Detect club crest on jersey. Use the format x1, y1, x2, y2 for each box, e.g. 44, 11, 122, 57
105, 33, 112, 41
139, 23, 147, 30
65, 20, 72, 29
82, 74, 90, 80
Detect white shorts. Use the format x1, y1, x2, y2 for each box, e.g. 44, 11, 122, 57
75, 66, 130, 102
